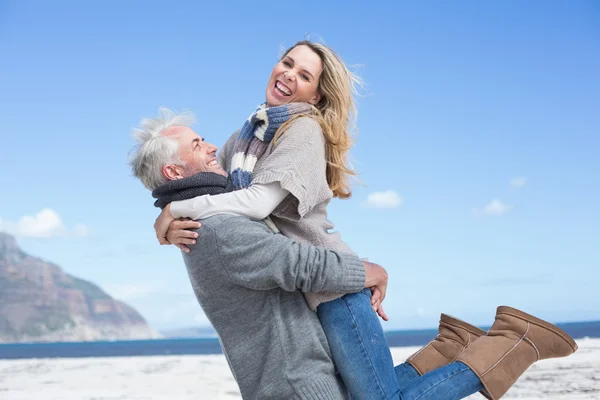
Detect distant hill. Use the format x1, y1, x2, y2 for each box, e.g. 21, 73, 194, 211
161, 326, 218, 339
0, 232, 160, 343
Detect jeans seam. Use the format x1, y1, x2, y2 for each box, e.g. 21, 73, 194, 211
411, 364, 470, 400
341, 295, 388, 400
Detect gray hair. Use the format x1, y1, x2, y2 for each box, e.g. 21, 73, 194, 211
129, 107, 196, 191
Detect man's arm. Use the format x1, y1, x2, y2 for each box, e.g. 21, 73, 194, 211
213, 217, 368, 294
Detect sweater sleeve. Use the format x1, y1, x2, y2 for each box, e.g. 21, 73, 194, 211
214, 217, 366, 294
252, 117, 332, 220
170, 182, 289, 220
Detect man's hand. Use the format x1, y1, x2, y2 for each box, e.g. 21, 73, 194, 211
166, 218, 202, 253
154, 204, 176, 245
363, 261, 389, 321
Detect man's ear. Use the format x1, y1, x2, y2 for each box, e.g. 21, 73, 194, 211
309, 91, 322, 105
162, 164, 183, 181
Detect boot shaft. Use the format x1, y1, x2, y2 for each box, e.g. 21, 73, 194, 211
406, 314, 486, 375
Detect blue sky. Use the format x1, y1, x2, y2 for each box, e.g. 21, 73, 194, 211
0, 1, 598, 331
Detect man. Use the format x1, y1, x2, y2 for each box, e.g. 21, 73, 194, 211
130, 108, 578, 400
129, 108, 389, 400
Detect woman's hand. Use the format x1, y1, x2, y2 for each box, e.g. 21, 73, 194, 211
363, 260, 389, 321
363, 260, 388, 301
166, 218, 202, 253
154, 204, 176, 245
370, 287, 389, 321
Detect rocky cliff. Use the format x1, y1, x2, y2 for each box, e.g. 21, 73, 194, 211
0, 232, 159, 343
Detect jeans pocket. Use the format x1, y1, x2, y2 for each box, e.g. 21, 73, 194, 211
359, 287, 372, 298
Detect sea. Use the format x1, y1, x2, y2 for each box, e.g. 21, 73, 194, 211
1, 320, 599, 360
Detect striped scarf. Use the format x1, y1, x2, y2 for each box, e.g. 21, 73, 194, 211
230, 102, 312, 190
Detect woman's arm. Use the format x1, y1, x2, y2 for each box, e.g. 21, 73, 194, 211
170, 182, 289, 221
154, 182, 289, 246
252, 116, 331, 220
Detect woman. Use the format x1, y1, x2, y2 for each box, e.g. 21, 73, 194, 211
153, 41, 576, 400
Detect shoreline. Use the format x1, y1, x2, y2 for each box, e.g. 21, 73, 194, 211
1, 338, 598, 399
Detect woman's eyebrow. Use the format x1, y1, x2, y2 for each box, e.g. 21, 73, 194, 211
284, 55, 315, 79
302, 69, 315, 80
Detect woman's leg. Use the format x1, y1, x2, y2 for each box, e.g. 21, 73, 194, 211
398, 306, 578, 400
317, 290, 482, 399
394, 363, 420, 391
398, 362, 483, 400
317, 289, 400, 400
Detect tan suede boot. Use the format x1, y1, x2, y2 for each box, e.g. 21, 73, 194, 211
406, 313, 487, 375
457, 306, 578, 400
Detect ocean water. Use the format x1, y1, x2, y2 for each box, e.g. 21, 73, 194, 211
1, 320, 599, 360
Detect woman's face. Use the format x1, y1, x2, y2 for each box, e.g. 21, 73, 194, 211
265, 45, 323, 107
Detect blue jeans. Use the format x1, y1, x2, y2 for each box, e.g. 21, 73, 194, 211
317, 289, 484, 400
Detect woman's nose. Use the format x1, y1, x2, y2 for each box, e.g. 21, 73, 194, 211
283, 70, 296, 81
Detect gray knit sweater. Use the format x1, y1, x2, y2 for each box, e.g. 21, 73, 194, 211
183, 214, 365, 399
218, 117, 356, 310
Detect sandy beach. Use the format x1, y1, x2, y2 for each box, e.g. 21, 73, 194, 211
1, 338, 598, 399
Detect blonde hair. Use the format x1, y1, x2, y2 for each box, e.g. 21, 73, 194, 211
274, 40, 361, 199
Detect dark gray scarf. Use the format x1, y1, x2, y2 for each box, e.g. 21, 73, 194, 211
152, 172, 232, 209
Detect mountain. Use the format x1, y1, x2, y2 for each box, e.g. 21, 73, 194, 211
161, 326, 218, 339
0, 232, 160, 343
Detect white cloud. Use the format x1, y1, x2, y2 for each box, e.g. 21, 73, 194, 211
104, 283, 163, 301
510, 176, 527, 188
0, 208, 89, 238
364, 190, 403, 209
473, 199, 513, 216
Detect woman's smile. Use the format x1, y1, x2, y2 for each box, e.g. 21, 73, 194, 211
274, 80, 292, 96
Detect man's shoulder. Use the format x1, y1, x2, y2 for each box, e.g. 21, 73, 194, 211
193, 215, 277, 262
200, 215, 274, 238
184, 215, 265, 261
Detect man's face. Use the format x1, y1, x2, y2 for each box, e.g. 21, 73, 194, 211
161, 126, 227, 180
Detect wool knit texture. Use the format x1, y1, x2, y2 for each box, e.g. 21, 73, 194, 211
151, 172, 230, 209
229, 102, 312, 233
183, 214, 365, 399
151, 170, 366, 398
219, 116, 357, 310
230, 102, 312, 189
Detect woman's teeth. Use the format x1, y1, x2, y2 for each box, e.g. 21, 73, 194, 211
208, 160, 217, 166
275, 81, 291, 96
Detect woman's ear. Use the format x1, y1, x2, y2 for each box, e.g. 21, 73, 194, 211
309, 92, 322, 105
